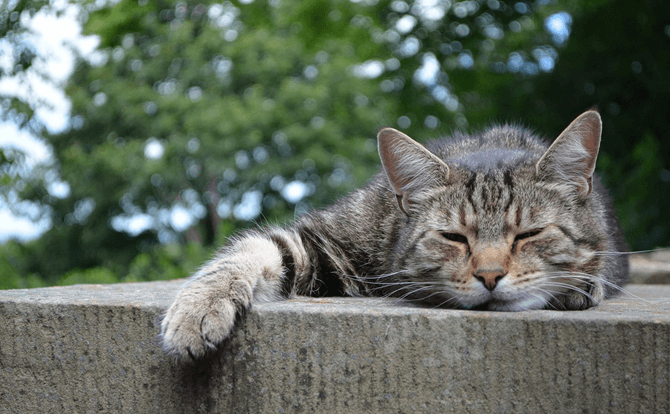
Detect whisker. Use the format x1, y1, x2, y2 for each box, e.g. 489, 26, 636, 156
381, 284, 431, 300
543, 271, 624, 290
386, 284, 441, 301
592, 247, 670, 256
527, 289, 558, 310
534, 288, 565, 310
542, 271, 655, 303
383, 289, 450, 307
523, 283, 569, 309
358, 271, 410, 280
346, 271, 412, 287
540, 282, 597, 303
530, 286, 558, 301
393, 289, 434, 305
367, 281, 444, 294
413, 289, 458, 306
363, 279, 441, 287
432, 295, 461, 309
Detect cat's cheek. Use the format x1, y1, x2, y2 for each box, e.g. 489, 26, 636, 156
515, 239, 545, 255
517, 237, 576, 269
509, 253, 544, 273
578, 255, 601, 276
419, 236, 468, 266
446, 270, 469, 286
442, 243, 467, 261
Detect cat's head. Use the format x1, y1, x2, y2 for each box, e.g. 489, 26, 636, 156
377, 110, 616, 311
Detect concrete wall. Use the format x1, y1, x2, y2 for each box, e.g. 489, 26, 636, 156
1, 281, 669, 413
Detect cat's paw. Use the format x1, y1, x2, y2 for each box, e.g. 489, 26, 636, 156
553, 282, 604, 310
161, 284, 242, 360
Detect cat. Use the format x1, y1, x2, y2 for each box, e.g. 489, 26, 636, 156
161, 110, 629, 360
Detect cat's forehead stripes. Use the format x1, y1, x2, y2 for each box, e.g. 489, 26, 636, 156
458, 205, 467, 227
514, 205, 523, 227
458, 170, 516, 238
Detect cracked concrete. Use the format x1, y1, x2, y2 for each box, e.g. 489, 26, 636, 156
1, 281, 669, 413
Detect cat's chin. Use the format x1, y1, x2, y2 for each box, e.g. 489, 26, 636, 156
480, 296, 549, 312
451, 292, 549, 311
454, 286, 551, 311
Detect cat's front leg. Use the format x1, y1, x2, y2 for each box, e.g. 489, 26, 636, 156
161, 233, 287, 360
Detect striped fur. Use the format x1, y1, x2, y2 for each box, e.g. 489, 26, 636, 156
161, 110, 629, 359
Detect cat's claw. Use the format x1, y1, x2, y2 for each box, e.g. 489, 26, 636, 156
161, 288, 238, 360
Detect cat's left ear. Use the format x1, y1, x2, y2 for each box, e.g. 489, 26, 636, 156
378, 127, 450, 215
535, 110, 601, 198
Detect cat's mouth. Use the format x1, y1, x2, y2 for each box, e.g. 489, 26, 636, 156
456, 277, 557, 311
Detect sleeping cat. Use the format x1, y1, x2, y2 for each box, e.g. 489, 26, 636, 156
161, 110, 629, 360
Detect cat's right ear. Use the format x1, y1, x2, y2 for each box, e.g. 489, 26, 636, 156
377, 127, 450, 215
535, 110, 602, 198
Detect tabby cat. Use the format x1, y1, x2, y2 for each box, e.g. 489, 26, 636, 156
161, 110, 629, 360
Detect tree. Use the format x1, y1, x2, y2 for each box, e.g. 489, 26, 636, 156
1, 0, 579, 285
1, 0, 50, 224
489, 0, 670, 250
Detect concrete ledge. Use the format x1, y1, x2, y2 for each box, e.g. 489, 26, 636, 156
630, 250, 670, 284
1, 281, 669, 413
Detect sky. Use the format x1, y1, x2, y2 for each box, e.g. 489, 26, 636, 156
0, 1, 99, 242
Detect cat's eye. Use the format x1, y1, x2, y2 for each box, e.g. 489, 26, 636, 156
440, 232, 469, 245
514, 229, 543, 243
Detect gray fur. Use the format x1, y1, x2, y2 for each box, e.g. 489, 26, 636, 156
161, 110, 629, 360
453, 148, 528, 171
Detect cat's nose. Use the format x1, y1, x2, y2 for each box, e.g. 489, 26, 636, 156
474, 268, 506, 291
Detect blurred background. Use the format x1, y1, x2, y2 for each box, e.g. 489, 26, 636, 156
0, 0, 668, 289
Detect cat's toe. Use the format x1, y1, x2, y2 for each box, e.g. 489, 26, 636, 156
552, 289, 599, 310
161, 307, 206, 360
199, 301, 237, 349
161, 298, 237, 360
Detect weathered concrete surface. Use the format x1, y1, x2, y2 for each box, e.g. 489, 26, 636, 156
630, 250, 670, 284
1, 281, 669, 414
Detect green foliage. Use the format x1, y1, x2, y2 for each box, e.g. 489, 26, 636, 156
1, 0, 667, 287
489, 0, 670, 249
51, 241, 208, 286
4, 0, 552, 285
58, 266, 120, 286
0, 0, 48, 80
124, 242, 210, 282
0, 241, 47, 289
